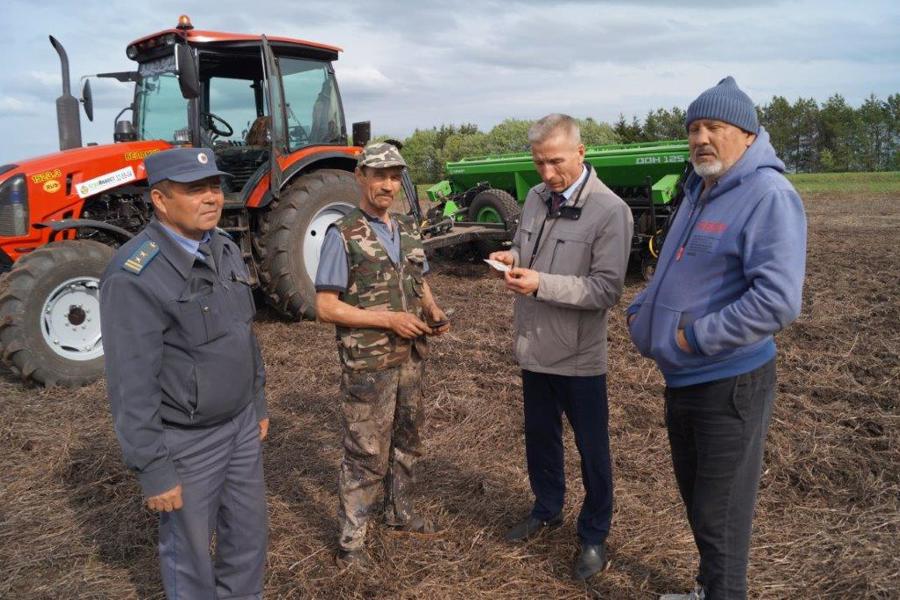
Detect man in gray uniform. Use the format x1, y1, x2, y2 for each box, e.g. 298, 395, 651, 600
100, 147, 268, 599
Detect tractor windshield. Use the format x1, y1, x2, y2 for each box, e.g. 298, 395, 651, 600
135, 55, 189, 143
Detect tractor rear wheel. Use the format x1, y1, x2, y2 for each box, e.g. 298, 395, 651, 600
256, 169, 358, 320
0, 240, 114, 386
469, 188, 520, 257
641, 255, 657, 281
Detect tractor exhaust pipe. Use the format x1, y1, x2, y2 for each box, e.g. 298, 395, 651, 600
49, 35, 83, 151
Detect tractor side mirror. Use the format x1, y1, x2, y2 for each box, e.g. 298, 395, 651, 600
81, 79, 94, 122
176, 44, 200, 99
352, 121, 371, 147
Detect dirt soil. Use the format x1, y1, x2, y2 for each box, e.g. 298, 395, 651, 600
1, 192, 897, 599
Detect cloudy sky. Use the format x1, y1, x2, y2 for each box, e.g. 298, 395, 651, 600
1, 0, 898, 164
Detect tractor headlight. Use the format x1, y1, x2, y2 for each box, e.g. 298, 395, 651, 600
0, 174, 28, 236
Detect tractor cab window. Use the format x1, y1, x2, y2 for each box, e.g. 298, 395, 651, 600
135, 55, 189, 143
277, 57, 345, 149
205, 77, 262, 146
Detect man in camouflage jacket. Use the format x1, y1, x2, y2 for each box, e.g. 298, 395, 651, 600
315, 142, 450, 567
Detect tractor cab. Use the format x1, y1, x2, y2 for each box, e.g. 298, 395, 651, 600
113, 15, 349, 205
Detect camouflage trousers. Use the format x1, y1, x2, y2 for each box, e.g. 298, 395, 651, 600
338, 352, 424, 551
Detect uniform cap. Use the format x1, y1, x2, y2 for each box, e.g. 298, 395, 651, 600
356, 142, 407, 169
145, 147, 230, 186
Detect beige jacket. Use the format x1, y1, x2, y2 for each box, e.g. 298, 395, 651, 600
510, 167, 633, 376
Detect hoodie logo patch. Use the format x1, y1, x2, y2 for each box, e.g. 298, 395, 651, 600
687, 221, 728, 255
696, 220, 727, 234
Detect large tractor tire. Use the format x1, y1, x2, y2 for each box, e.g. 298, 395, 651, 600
640, 256, 657, 281
468, 188, 521, 257
256, 169, 358, 320
0, 240, 114, 386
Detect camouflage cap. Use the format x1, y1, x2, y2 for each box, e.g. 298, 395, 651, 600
357, 142, 407, 169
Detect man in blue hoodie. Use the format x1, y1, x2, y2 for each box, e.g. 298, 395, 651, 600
626, 77, 806, 600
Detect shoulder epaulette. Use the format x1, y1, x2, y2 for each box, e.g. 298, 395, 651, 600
122, 240, 160, 274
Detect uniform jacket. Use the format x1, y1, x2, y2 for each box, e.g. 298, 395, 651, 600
627, 127, 806, 387
100, 219, 266, 497
510, 167, 633, 376
334, 208, 428, 371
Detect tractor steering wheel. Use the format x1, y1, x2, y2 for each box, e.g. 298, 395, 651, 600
200, 111, 234, 138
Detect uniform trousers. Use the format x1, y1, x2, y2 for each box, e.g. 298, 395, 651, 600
159, 403, 267, 600
338, 352, 424, 551
522, 370, 613, 545
665, 359, 776, 600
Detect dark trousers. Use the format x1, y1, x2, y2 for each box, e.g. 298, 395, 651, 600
522, 370, 612, 545
666, 359, 776, 600
159, 404, 267, 600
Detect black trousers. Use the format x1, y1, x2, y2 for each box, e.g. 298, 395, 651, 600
666, 359, 776, 600
522, 370, 612, 545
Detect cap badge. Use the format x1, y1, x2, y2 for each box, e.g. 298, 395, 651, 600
197, 152, 209, 164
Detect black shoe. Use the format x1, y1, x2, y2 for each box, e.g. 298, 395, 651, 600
573, 543, 608, 581
504, 514, 563, 542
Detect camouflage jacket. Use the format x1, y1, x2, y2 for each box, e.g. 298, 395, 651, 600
334, 208, 428, 371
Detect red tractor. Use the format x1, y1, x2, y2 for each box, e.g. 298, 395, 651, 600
0, 16, 378, 386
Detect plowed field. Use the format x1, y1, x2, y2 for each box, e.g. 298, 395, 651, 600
1, 191, 897, 599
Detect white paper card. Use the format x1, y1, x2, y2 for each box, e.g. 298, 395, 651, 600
483, 258, 511, 272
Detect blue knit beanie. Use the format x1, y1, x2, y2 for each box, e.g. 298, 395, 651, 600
685, 76, 759, 133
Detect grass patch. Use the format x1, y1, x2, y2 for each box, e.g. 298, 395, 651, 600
787, 171, 900, 194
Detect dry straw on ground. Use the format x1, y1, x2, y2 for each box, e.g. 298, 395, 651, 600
1, 192, 897, 598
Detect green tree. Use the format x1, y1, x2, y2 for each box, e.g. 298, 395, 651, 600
578, 117, 619, 146
887, 93, 900, 170
817, 94, 855, 171
613, 114, 643, 144
792, 97, 820, 173
818, 147, 836, 172
643, 107, 686, 141
442, 131, 489, 165
760, 96, 796, 170
855, 94, 891, 171
484, 119, 533, 155
402, 128, 443, 183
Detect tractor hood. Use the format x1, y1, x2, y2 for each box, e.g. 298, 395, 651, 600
0, 140, 172, 264
0, 140, 173, 192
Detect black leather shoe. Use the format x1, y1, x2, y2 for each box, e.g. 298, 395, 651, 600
503, 514, 563, 542
573, 543, 608, 581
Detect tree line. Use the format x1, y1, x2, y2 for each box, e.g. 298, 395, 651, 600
393, 93, 899, 183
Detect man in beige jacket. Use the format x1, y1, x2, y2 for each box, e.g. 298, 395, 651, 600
490, 113, 632, 581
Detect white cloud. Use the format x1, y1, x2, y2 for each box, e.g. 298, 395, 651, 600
0, 0, 897, 163
28, 71, 61, 88
0, 96, 40, 116
336, 66, 394, 92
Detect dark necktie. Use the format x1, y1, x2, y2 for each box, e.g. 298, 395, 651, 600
550, 192, 566, 214
198, 241, 217, 274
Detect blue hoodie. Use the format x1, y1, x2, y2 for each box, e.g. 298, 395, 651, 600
627, 127, 806, 387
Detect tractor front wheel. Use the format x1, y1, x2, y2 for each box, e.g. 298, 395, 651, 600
256, 169, 359, 320
0, 240, 114, 386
